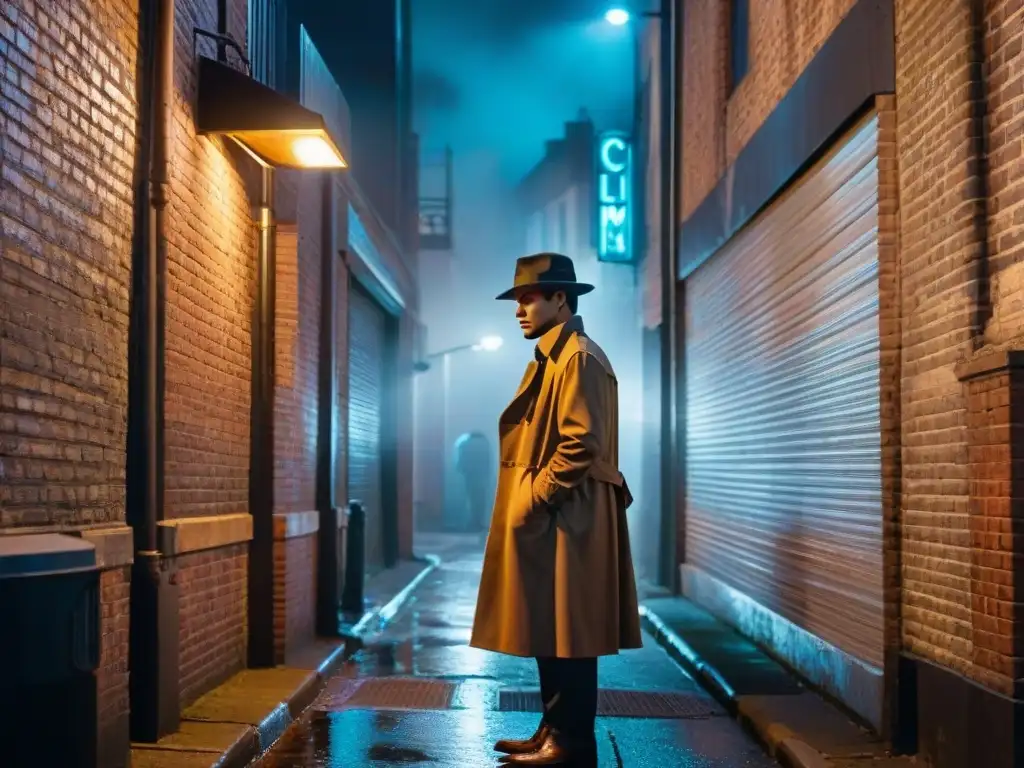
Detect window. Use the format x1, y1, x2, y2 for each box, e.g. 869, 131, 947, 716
729, 0, 749, 93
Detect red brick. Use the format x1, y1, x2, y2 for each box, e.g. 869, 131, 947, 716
273, 533, 318, 663
273, 174, 323, 515
162, 0, 255, 522
98, 567, 130, 749
176, 544, 248, 709
0, 0, 135, 528
680, 0, 858, 219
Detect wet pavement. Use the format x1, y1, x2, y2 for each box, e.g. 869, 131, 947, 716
256, 536, 777, 767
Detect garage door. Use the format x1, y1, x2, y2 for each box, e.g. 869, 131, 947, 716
348, 284, 388, 574
684, 114, 883, 669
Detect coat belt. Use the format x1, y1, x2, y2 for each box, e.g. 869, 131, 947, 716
500, 458, 625, 487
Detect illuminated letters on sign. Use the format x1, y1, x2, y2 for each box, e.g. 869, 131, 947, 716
596, 133, 631, 263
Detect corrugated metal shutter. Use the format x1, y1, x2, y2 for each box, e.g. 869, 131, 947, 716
684, 115, 883, 669
348, 285, 387, 574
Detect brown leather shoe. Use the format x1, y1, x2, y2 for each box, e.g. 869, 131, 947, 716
494, 721, 551, 755
498, 733, 596, 765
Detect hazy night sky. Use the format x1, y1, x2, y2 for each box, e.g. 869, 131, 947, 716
412, 0, 635, 181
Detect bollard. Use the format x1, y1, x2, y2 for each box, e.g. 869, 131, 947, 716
340, 500, 365, 614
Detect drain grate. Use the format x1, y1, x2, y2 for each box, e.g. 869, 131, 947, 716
316, 677, 459, 712
497, 689, 723, 719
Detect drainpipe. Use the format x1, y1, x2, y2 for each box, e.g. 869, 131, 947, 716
658, 0, 681, 591
248, 162, 277, 667
968, 0, 992, 350
129, 0, 180, 741
316, 174, 341, 636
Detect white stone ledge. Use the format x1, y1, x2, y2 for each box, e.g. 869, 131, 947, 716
157, 513, 253, 556
273, 510, 320, 541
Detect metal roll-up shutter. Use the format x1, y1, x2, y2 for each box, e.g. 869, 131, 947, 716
348, 284, 387, 574
685, 114, 883, 669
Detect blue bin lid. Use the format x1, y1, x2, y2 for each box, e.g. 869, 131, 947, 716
0, 534, 98, 578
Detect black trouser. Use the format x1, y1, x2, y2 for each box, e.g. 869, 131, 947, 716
536, 657, 598, 743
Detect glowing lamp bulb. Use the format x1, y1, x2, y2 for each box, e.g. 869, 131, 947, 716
292, 135, 346, 168
474, 335, 504, 352
605, 8, 630, 25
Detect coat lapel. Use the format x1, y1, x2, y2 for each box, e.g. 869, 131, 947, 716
500, 358, 542, 425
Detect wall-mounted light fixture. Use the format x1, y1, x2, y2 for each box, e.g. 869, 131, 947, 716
192, 35, 350, 668
195, 54, 348, 169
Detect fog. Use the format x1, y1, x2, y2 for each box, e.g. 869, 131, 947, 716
411, 1, 647, 542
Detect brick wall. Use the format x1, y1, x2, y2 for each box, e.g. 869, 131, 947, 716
896, 0, 1024, 692
164, 0, 254, 522
960, 365, 1019, 698
273, 533, 317, 663
678, 0, 1024, 709
876, 95, 904, 728
335, 184, 351, 508
679, 0, 728, 221
983, 0, 1024, 346
680, 0, 857, 219
0, 0, 135, 528
273, 177, 322, 515
894, 0, 980, 682
271, 171, 322, 659
164, 0, 256, 712
98, 567, 130, 757
177, 543, 248, 708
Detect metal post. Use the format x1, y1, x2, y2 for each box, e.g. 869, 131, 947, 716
442, 351, 452, 528
341, 501, 366, 613
658, 0, 680, 590
129, 0, 179, 742
316, 174, 342, 636
248, 164, 277, 667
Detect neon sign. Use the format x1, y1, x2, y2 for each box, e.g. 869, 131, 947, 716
596, 132, 631, 263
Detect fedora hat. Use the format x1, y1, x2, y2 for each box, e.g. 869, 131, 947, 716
495, 252, 595, 301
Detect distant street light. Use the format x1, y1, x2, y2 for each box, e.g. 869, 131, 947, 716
473, 335, 504, 352
605, 7, 631, 26
412, 335, 505, 372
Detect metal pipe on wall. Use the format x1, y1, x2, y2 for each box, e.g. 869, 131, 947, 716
316, 174, 341, 636
129, 0, 180, 741
249, 163, 277, 667
658, 0, 680, 590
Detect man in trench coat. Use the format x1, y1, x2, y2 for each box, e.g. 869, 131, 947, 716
470, 252, 642, 765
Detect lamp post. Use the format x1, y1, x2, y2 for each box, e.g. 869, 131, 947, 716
606, 3, 679, 590
414, 335, 503, 528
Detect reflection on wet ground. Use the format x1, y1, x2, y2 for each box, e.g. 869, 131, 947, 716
257, 536, 777, 767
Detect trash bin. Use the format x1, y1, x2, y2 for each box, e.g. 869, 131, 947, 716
0, 533, 101, 767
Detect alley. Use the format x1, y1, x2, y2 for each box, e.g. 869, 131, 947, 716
257, 536, 777, 767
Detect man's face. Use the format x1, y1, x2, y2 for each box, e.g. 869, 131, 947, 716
515, 290, 564, 340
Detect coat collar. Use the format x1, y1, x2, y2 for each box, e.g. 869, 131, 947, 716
535, 315, 584, 362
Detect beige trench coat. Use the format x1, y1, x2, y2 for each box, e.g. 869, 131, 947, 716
470, 316, 643, 658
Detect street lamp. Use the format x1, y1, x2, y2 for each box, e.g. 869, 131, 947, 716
472, 335, 504, 353
416, 335, 505, 366
603, 2, 679, 588
605, 7, 631, 25
195, 53, 348, 169
412, 335, 504, 529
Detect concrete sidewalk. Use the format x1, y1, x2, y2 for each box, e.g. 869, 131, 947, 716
130, 556, 438, 768
641, 598, 924, 768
